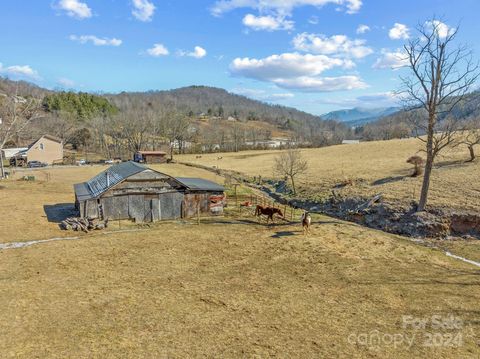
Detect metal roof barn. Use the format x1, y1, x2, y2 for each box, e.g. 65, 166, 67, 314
74, 162, 225, 223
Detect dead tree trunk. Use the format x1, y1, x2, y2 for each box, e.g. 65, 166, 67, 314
468, 145, 475, 162
418, 119, 435, 211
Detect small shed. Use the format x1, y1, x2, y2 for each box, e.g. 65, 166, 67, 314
134, 151, 167, 164
74, 161, 225, 223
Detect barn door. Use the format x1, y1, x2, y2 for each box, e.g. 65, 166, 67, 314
159, 192, 183, 220
129, 195, 145, 223
144, 195, 159, 223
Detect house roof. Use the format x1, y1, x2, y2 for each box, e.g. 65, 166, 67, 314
175, 177, 225, 192
28, 134, 63, 149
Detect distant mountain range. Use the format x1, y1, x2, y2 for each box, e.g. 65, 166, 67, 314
322, 107, 400, 127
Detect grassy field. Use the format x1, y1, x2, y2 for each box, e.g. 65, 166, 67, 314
0, 160, 479, 357
178, 138, 480, 212
0, 164, 227, 244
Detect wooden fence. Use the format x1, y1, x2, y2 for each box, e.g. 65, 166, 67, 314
226, 193, 300, 221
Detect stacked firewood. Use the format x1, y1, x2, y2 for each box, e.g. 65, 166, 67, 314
60, 217, 109, 233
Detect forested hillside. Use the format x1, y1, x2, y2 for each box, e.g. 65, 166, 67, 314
110, 86, 321, 125
1, 76, 478, 159
0, 78, 351, 159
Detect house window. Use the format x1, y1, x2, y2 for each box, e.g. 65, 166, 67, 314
39, 143, 44, 150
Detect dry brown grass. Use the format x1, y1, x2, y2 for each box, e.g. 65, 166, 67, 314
0, 214, 479, 358
0, 164, 225, 244
178, 138, 480, 211
0, 161, 479, 358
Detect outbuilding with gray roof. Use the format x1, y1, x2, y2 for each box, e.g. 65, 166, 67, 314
74, 162, 225, 223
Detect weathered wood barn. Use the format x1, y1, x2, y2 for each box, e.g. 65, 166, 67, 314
74, 161, 225, 223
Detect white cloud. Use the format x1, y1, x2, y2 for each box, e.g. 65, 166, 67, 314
56, 0, 92, 19
211, 0, 362, 17
132, 0, 155, 22
0, 63, 40, 80
179, 46, 207, 59
389, 23, 410, 40
293, 33, 373, 59
232, 88, 294, 102
425, 20, 454, 39
230, 52, 366, 92
242, 14, 294, 31
373, 49, 408, 70
69, 35, 122, 46
317, 91, 399, 108
57, 78, 75, 88
308, 16, 319, 25
273, 76, 367, 92
356, 24, 370, 34
147, 43, 169, 57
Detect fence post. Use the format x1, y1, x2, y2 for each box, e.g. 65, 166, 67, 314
234, 184, 238, 209
197, 202, 200, 225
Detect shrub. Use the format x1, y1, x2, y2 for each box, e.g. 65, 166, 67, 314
407, 155, 425, 177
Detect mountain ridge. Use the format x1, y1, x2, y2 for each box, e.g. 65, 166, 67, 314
322, 107, 400, 127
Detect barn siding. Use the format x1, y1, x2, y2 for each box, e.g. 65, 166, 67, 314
160, 192, 183, 220
115, 196, 130, 219
129, 195, 145, 223
85, 199, 99, 218
151, 197, 160, 222
75, 164, 225, 222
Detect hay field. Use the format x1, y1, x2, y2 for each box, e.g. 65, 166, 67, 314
178, 138, 480, 211
0, 162, 479, 357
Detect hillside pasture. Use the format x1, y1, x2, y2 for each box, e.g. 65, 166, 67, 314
0, 162, 479, 357
178, 138, 480, 212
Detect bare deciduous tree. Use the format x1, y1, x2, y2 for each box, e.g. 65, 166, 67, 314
161, 113, 191, 161
401, 18, 479, 211
109, 110, 153, 155
455, 118, 480, 161
274, 149, 308, 195
0, 91, 43, 177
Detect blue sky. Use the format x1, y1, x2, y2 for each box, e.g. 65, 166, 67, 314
0, 0, 478, 115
